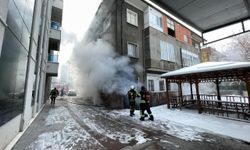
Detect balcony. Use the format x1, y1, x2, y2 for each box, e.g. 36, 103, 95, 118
49, 21, 61, 51
47, 54, 59, 76
52, 0, 63, 10
49, 21, 61, 41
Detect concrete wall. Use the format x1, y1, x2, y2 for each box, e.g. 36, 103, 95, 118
0, 0, 10, 56
0, 115, 21, 150
0, 0, 57, 148
21, 0, 44, 131
120, 2, 145, 83
86, 0, 145, 83
145, 27, 181, 72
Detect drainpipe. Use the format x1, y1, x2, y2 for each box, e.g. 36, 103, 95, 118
216, 78, 222, 107
20, 0, 39, 131
180, 47, 183, 68
120, 0, 125, 55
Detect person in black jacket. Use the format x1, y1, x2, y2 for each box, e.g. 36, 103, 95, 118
50, 88, 59, 105
140, 86, 154, 121
127, 85, 140, 117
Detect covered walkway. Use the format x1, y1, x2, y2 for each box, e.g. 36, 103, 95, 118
161, 62, 250, 120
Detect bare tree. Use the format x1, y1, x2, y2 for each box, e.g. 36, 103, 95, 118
220, 33, 250, 95
231, 33, 250, 61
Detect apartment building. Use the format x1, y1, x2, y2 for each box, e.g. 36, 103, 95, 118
0, 0, 63, 149
85, 0, 201, 106
201, 47, 225, 62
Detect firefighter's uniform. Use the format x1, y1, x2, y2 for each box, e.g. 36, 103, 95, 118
140, 86, 154, 121
127, 88, 139, 116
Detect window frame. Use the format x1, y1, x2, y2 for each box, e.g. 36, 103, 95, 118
127, 42, 139, 58
148, 79, 155, 91
167, 18, 175, 30
126, 9, 138, 26
160, 40, 176, 62
184, 34, 188, 43
159, 80, 165, 91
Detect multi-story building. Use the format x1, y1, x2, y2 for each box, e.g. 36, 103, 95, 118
201, 47, 225, 62
0, 0, 63, 149
86, 0, 201, 97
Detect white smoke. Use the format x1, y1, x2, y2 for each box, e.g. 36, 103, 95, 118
70, 39, 141, 105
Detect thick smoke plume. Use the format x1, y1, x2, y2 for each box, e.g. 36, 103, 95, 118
70, 39, 141, 105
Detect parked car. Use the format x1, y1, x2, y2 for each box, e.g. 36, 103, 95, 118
67, 90, 77, 96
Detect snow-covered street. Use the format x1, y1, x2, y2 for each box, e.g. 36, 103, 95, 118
13, 97, 250, 150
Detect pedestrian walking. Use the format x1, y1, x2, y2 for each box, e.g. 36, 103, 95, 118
50, 87, 59, 105
127, 85, 140, 117
61, 88, 64, 96
139, 86, 154, 121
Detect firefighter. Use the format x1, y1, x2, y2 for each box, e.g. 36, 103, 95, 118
50, 87, 59, 105
127, 85, 139, 117
140, 86, 154, 121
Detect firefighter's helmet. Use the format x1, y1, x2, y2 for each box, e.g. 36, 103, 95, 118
130, 85, 135, 90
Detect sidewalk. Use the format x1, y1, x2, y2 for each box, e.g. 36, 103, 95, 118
11, 98, 250, 150
12, 101, 58, 150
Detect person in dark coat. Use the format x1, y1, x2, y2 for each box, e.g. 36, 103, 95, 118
139, 86, 154, 121
50, 87, 59, 105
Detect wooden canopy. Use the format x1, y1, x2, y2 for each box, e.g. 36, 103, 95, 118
161, 62, 250, 115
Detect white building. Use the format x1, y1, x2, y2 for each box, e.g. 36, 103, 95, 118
0, 0, 63, 149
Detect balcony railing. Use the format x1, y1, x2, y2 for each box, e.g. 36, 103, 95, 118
168, 94, 249, 120
47, 50, 59, 76
48, 54, 59, 63
51, 21, 61, 30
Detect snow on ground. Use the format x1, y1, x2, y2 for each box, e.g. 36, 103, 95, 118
70, 104, 150, 144
106, 105, 250, 142
27, 107, 104, 150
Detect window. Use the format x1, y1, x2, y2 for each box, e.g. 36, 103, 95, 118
195, 43, 199, 49
127, 9, 138, 26
167, 18, 174, 30
159, 80, 165, 91
148, 80, 154, 91
184, 34, 188, 43
167, 18, 175, 37
182, 49, 199, 67
151, 13, 162, 27
160, 41, 175, 62
103, 14, 111, 31
127, 42, 138, 58
149, 8, 163, 31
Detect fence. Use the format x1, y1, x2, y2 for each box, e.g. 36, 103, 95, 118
169, 94, 249, 120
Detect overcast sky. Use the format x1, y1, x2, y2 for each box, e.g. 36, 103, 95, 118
58, 0, 247, 64
59, 0, 102, 64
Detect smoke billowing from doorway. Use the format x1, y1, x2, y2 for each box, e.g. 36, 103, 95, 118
70, 39, 142, 105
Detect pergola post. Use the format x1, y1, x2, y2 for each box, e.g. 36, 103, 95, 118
244, 77, 250, 112
216, 79, 222, 107
190, 81, 193, 100
178, 81, 183, 106
165, 79, 170, 109
195, 79, 202, 114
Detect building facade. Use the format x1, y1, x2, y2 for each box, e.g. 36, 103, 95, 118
201, 47, 225, 62
0, 0, 63, 149
87, 0, 202, 92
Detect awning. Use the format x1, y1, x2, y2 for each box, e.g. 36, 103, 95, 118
144, 0, 250, 44
161, 62, 250, 78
